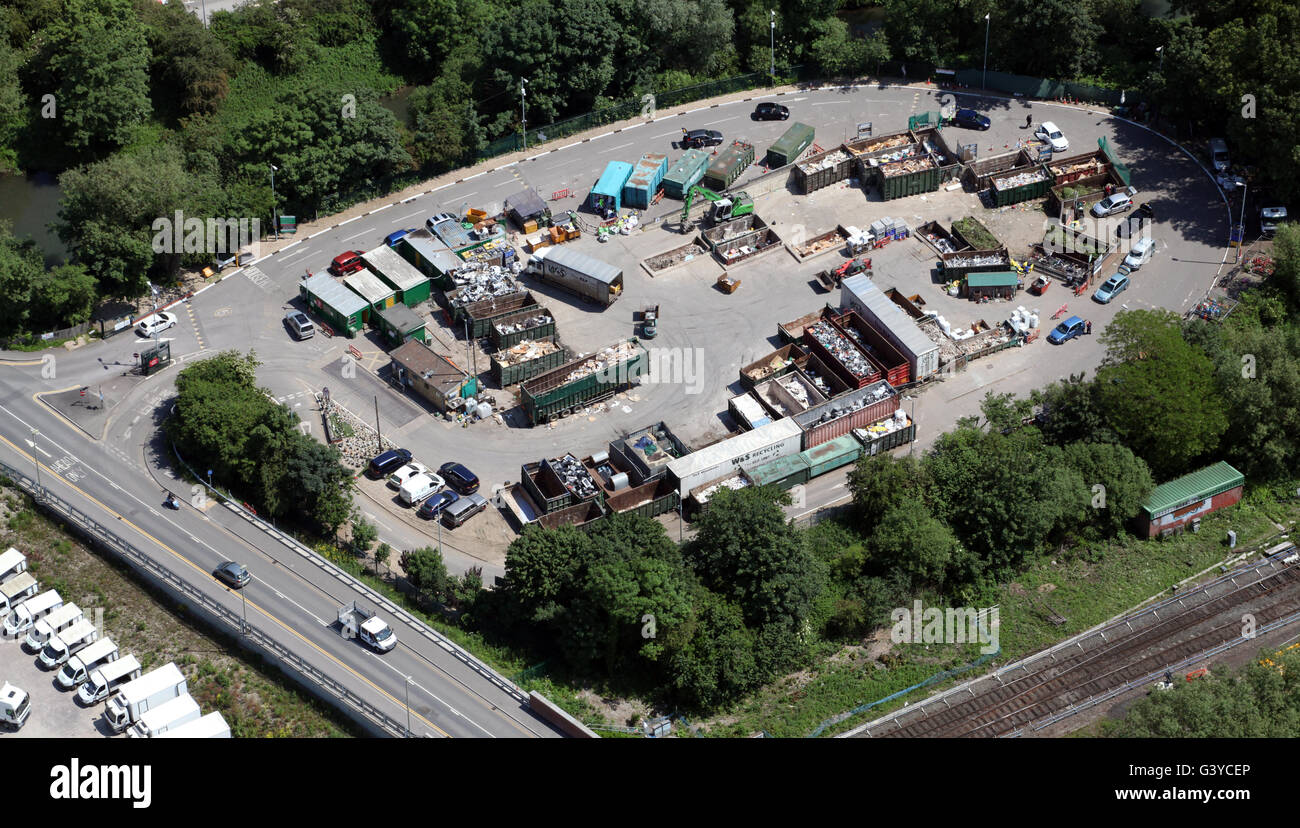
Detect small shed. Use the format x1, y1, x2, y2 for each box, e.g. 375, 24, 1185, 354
589, 161, 634, 214
389, 340, 470, 412
342, 268, 397, 319
1137, 461, 1244, 539
362, 245, 432, 307
300, 272, 366, 337
505, 190, 549, 232
965, 271, 1021, 301
374, 302, 427, 346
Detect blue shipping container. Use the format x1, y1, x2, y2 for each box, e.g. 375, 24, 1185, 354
623, 153, 669, 209
590, 161, 634, 213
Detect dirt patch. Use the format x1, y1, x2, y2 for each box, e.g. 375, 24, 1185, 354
1037, 583, 1058, 593
1007, 582, 1028, 596
575, 688, 653, 729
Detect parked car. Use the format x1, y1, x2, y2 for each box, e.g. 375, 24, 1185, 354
1122, 237, 1155, 271
366, 448, 412, 480
329, 251, 365, 275
1091, 186, 1137, 218
1093, 273, 1130, 303
442, 493, 489, 528
439, 462, 480, 495
680, 129, 723, 149
1034, 121, 1069, 153
952, 109, 991, 130
284, 310, 314, 340
752, 103, 789, 121
1115, 203, 1154, 239
384, 228, 416, 247
1208, 137, 1230, 173
136, 312, 177, 337
1047, 315, 1087, 344
386, 461, 429, 490
213, 561, 250, 589
416, 489, 459, 520
425, 212, 456, 232
1261, 206, 1288, 236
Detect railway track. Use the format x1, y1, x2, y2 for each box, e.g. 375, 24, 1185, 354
858, 556, 1300, 738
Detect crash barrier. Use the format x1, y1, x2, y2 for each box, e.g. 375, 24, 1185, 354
0, 458, 407, 737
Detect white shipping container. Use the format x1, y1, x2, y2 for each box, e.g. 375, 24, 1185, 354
669, 419, 803, 497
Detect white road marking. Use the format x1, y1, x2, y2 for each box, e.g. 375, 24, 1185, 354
651, 130, 682, 139
396, 210, 424, 221
341, 229, 371, 242
705, 116, 742, 125
492, 179, 516, 188
600, 142, 634, 153
369, 655, 493, 738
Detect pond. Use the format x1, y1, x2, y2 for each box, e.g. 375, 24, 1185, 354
0, 171, 67, 267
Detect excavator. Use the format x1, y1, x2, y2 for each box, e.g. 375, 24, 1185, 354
680, 185, 754, 230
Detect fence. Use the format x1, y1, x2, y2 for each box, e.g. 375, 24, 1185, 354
0, 319, 95, 350
0, 457, 408, 738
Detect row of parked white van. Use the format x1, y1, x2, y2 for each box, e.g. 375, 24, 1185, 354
0, 547, 231, 738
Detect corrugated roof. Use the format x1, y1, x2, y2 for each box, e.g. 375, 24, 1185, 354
592, 161, 634, 198
375, 302, 424, 332
302, 272, 367, 317
841, 274, 939, 360
664, 149, 710, 183
401, 231, 463, 275
362, 245, 428, 291
668, 419, 802, 482
532, 245, 622, 285
967, 271, 1021, 287
342, 268, 396, 305
390, 340, 464, 383
793, 379, 895, 428
1142, 461, 1244, 517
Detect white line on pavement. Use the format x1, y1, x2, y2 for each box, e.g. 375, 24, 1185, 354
706, 116, 742, 125
396, 210, 424, 221
340, 229, 370, 242
600, 142, 634, 153
492, 179, 516, 188
279, 248, 307, 262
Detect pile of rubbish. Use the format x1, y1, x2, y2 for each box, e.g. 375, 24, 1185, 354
500, 339, 559, 366
1007, 305, 1040, 336
495, 312, 552, 337
551, 453, 598, 499
558, 340, 640, 385
777, 373, 811, 407
994, 169, 1049, 188
448, 260, 523, 307
798, 149, 849, 174
809, 321, 874, 379
597, 213, 640, 242
695, 474, 750, 504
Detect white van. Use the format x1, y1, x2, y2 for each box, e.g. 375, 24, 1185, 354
39, 617, 99, 669
1208, 138, 1230, 173
157, 711, 231, 739
0, 548, 27, 583
127, 693, 201, 738
0, 573, 40, 619
56, 638, 118, 690
78, 655, 142, 706
3, 588, 60, 637
1122, 237, 1155, 271
23, 602, 82, 652
398, 472, 443, 506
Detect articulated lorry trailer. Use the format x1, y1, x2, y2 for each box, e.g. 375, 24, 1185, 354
526, 246, 624, 306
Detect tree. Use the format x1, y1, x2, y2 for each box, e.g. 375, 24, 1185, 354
1095, 310, 1228, 477
1030, 373, 1119, 447
380, 0, 491, 80
28, 0, 151, 157
1061, 442, 1155, 538
868, 499, 965, 589
143, 1, 237, 119
0, 41, 24, 169
350, 516, 378, 554
0, 225, 48, 336
809, 16, 890, 77
374, 542, 392, 573
666, 591, 759, 710
1268, 223, 1300, 313
847, 453, 927, 533
687, 486, 826, 628
400, 546, 450, 596
29, 263, 97, 332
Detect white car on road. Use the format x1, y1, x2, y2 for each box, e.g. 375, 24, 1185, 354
136, 312, 177, 337
1035, 121, 1069, 153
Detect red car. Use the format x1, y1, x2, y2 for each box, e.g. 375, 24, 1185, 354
330, 251, 365, 275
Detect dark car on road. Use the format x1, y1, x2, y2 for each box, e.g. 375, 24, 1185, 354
680, 129, 723, 149
366, 448, 413, 479
752, 103, 790, 121
1115, 203, 1155, 239
384, 228, 416, 248
417, 489, 459, 519
952, 109, 991, 130
214, 561, 251, 589
439, 462, 480, 494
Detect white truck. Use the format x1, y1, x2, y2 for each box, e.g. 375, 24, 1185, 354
0, 683, 30, 731
126, 693, 201, 738
0, 547, 27, 582
56, 638, 119, 690
3, 587, 59, 636
78, 655, 142, 705
23, 602, 81, 653
39, 617, 99, 670
157, 710, 231, 739
337, 601, 397, 652
103, 662, 186, 732
0, 573, 40, 621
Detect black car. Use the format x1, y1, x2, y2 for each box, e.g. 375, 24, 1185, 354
1115, 203, 1155, 240
439, 462, 480, 494
752, 103, 789, 121
366, 448, 412, 479
680, 129, 723, 149
952, 109, 991, 130
417, 489, 459, 519
214, 561, 251, 589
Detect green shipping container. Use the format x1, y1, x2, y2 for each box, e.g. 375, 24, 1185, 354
991, 167, 1053, 207
662, 149, 711, 199
491, 341, 569, 387
877, 161, 942, 201
800, 434, 862, 478
521, 340, 647, 425
489, 306, 557, 349
765, 122, 815, 169
745, 453, 811, 489
855, 422, 916, 456
702, 142, 755, 191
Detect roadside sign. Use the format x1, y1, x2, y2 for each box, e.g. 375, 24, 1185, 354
857, 122, 872, 139
1229, 226, 1243, 246
280, 215, 297, 234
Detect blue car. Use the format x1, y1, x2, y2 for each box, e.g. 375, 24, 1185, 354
417, 489, 459, 519
385, 228, 416, 247
952, 109, 991, 130
1047, 315, 1086, 344
1093, 273, 1130, 303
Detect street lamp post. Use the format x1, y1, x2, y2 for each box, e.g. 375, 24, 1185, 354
30, 428, 41, 493
240, 591, 247, 635
983, 13, 990, 91
405, 676, 414, 737
770, 10, 776, 86
269, 164, 279, 241
1156, 46, 1163, 70
520, 79, 528, 151
904, 396, 918, 456
676, 503, 684, 543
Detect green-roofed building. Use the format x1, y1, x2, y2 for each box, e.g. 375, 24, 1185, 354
965, 271, 1021, 301
300, 272, 366, 337
1137, 461, 1244, 538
